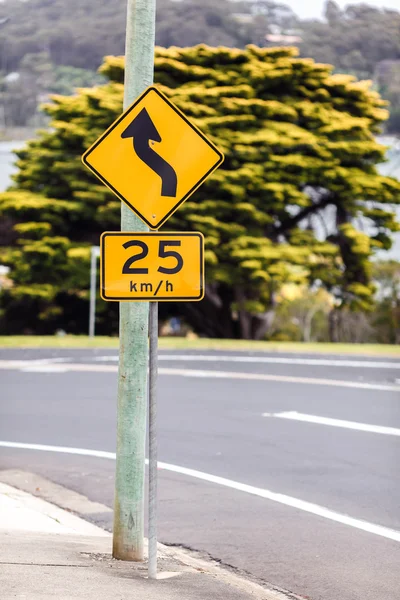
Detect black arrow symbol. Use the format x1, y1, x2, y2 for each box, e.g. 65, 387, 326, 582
121, 108, 178, 198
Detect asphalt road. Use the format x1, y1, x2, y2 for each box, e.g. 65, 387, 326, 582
0, 348, 400, 600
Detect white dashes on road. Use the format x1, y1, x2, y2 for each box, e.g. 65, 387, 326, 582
93, 354, 400, 370
0, 361, 399, 392
263, 411, 400, 436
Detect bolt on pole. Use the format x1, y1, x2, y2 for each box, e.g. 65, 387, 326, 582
112, 0, 156, 562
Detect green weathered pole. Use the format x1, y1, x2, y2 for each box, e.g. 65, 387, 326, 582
113, 0, 156, 561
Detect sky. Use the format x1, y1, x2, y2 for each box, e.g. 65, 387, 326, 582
280, 0, 400, 19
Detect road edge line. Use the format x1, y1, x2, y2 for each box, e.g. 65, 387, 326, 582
1, 441, 400, 543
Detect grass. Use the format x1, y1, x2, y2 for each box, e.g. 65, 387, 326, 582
0, 335, 399, 356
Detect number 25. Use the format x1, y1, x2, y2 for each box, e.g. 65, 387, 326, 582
122, 240, 183, 275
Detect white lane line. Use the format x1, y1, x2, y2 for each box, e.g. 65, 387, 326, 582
94, 354, 400, 369
0, 441, 115, 459
21, 365, 70, 373
0, 357, 71, 372
0, 361, 117, 372
0, 361, 399, 392
158, 367, 400, 392
263, 411, 400, 436
0, 440, 399, 543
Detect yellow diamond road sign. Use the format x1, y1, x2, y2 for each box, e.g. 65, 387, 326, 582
101, 232, 204, 301
82, 86, 224, 229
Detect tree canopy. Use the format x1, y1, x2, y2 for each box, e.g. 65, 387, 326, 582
0, 45, 399, 338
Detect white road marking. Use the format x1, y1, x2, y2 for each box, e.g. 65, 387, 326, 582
0, 360, 399, 391
263, 411, 400, 436
0, 440, 399, 543
0, 357, 70, 372
21, 365, 70, 373
22, 358, 70, 364
158, 367, 400, 392
0, 360, 118, 371
0, 440, 115, 459
94, 354, 400, 369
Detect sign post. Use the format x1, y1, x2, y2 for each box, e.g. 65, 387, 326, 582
82, 4, 223, 577
112, 0, 156, 564
148, 300, 158, 578
88, 246, 100, 338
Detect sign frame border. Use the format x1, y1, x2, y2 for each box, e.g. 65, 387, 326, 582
100, 231, 205, 302
82, 86, 224, 230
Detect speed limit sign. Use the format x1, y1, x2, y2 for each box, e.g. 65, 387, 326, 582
100, 232, 204, 302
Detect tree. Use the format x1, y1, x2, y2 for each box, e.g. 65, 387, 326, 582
1, 52, 54, 127
374, 60, 400, 134
299, 3, 400, 80
0, 0, 127, 72
268, 286, 332, 342
2, 1, 400, 132
325, 1, 341, 25
1, 46, 399, 338
0, 0, 295, 73
156, 0, 245, 48
371, 260, 400, 343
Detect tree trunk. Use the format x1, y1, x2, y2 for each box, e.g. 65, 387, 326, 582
235, 287, 252, 339
303, 307, 318, 342
251, 310, 275, 340
179, 285, 238, 338
329, 309, 339, 343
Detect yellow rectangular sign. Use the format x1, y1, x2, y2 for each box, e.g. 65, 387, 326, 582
101, 232, 204, 302
82, 86, 224, 229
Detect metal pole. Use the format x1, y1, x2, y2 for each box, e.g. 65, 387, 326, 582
112, 0, 156, 562
89, 246, 97, 338
148, 301, 158, 579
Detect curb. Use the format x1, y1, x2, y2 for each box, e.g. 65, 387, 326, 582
0, 481, 108, 537
0, 469, 306, 600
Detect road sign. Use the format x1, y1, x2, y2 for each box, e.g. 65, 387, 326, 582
82, 86, 224, 229
101, 232, 204, 301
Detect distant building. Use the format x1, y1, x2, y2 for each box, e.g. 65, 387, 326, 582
265, 33, 302, 44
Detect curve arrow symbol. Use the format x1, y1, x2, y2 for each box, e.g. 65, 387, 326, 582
121, 108, 178, 197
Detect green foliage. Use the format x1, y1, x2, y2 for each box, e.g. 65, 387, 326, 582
0, 51, 105, 127
299, 2, 400, 80
2, 1, 400, 130
370, 260, 400, 343
0, 0, 126, 72
0, 52, 53, 127
269, 261, 400, 344
50, 67, 106, 96
268, 287, 332, 342
0, 0, 292, 73
1, 46, 400, 338
298, 2, 400, 131
374, 60, 400, 134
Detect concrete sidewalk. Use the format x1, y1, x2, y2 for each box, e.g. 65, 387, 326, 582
0, 481, 292, 600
